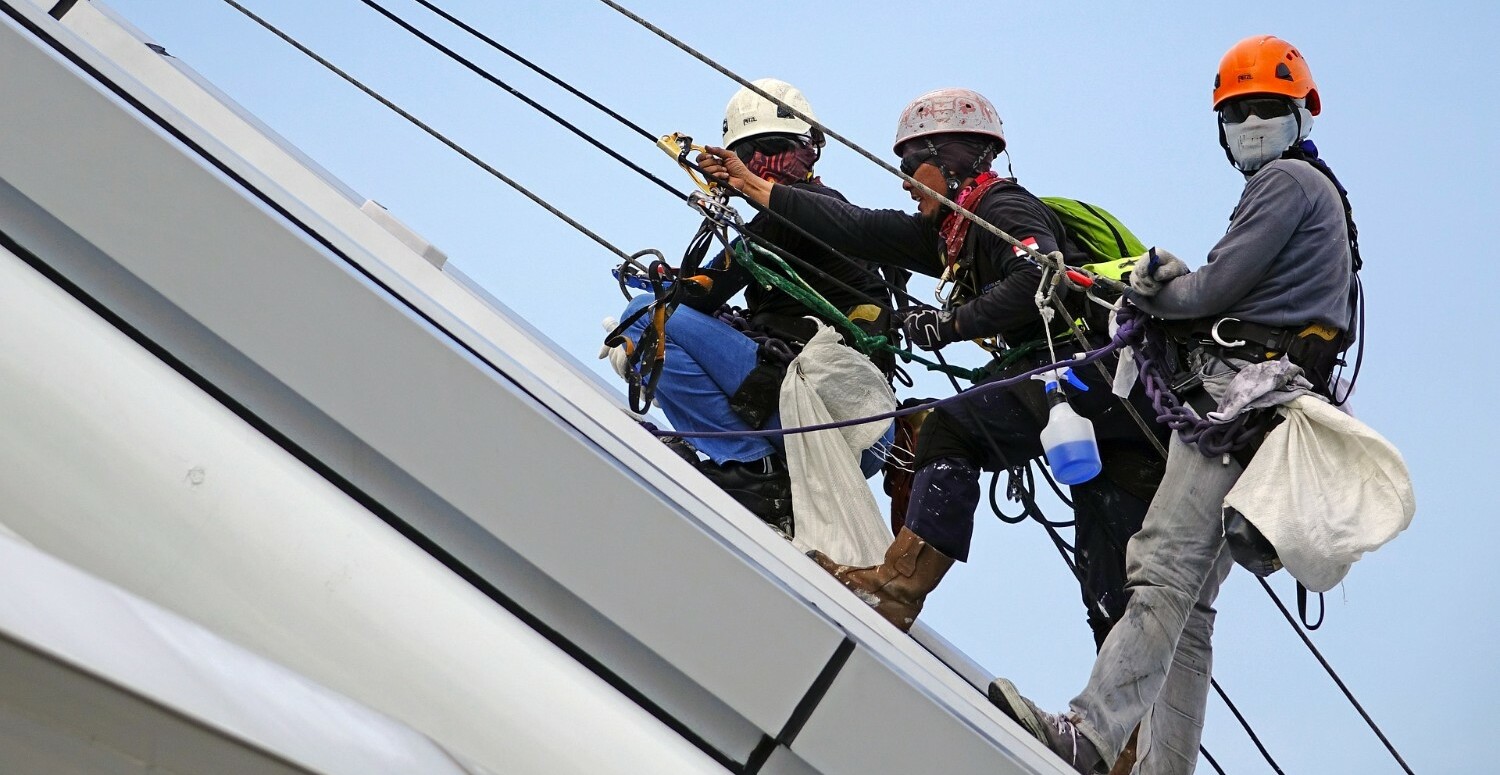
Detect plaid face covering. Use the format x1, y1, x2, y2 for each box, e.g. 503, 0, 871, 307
743, 141, 821, 185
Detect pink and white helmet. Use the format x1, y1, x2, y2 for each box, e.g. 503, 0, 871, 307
892, 88, 1005, 154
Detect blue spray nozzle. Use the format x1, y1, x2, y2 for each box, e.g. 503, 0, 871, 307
1034, 367, 1089, 393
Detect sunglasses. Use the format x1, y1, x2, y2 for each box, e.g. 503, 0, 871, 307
729, 135, 802, 160
899, 146, 940, 176
1218, 97, 1296, 124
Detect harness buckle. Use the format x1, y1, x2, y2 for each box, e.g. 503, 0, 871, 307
1210, 317, 1247, 348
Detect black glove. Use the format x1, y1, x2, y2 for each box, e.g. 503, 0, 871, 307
899, 307, 960, 351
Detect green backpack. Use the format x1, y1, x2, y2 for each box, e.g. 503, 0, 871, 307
1040, 196, 1146, 282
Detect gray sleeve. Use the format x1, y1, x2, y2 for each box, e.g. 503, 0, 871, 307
1133, 168, 1310, 320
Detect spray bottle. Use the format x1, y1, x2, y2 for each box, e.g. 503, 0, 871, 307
1034, 367, 1101, 485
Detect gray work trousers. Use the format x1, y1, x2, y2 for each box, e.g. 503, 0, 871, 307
1070, 363, 1241, 775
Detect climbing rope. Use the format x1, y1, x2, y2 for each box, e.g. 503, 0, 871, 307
595, 0, 1108, 284
1115, 304, 1276, 458
224, 5, 1397, 770
345, 0, 1152, 403
218, 0, 655, 269
1257, 577, 1417, 775
646, 315, 1135, 440
376, 0, 926, 312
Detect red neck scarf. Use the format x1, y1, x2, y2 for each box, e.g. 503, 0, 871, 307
938, 171, 1008, 266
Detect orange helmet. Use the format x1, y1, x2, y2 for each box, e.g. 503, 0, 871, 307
1213, 35, 1320, 115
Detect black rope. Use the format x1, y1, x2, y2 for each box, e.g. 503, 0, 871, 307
356, 0, 686, 203
965, 393, 1280, 770
595, 0, 928, 202
1198, 744, 1227, 775
410, 0, 657, 142
228, 0, 897, 318
1032, 457, 1076, 513
1025, 492, 1281, 774
402, 0, 925, 310
1297, 583, 1326, 631
594, 0, 1037, 262
1211, 678, 1286, 774
988, 468, 1031, 524
1257, 578, 1416, 774
218, 0, 640, 264
221, 6, 1384, 773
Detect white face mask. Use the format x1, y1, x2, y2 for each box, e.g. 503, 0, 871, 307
1223, 112, 1301, 172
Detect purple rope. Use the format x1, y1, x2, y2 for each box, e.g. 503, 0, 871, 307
1115, 305, 1271, 458
644, 314, 1140, 439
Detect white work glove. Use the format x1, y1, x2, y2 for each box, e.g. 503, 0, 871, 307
1128, 247, 1188, 297
598, 316, 631, 379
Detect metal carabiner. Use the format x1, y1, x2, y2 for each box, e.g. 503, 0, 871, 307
657, 132, 723, 198
933, 263, 957, 306
1210, 317, 1247, 348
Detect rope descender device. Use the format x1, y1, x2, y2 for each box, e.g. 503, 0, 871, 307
657, 132, 725, 199
602, 190, 733, 415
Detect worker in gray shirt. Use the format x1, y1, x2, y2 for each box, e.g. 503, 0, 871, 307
989, 36, 1361, 774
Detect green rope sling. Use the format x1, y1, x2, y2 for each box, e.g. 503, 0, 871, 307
732, 240, 985, 382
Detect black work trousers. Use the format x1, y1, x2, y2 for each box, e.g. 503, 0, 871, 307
906, 346, 1168, 647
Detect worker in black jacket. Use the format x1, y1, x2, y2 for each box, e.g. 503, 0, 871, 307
699, 88, 1167, 642
615, 79, 893, 536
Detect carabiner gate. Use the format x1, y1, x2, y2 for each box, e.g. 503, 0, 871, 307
657, 132, 723, 198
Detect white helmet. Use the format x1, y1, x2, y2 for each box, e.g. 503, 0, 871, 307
892, 88, 1005, 154
722, 78, 819, 148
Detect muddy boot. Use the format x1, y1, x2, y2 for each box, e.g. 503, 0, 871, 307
987, 678, 1107, 774
809, 527, 954, 631
698, 456, 793, 537
658, 434, 701, 465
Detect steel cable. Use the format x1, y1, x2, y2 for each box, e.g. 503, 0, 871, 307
386, 0, 927, 311
219, 0, 642, 263
221, 5, 1392, 772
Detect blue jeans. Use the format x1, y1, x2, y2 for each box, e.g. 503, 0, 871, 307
1069, 357, 1241, 775
621, 296, 888, 475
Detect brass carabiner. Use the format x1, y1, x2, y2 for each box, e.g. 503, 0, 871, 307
656, 132, 723, 197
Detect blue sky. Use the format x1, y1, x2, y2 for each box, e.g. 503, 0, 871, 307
105, 1, 1497, 771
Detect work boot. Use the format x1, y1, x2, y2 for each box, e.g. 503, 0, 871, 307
698, 456, 793, 537
987, 678, 1107, 774
658, 434, 701, 465
808, 527, 954, 631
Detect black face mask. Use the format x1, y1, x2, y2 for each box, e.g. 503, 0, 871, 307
899, 146, 940, 176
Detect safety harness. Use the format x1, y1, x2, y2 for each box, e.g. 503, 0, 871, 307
1147, 142, 1363, 414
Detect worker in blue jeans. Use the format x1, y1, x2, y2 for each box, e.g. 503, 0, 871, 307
618, 294, 889, 485
611, 78, 895, 536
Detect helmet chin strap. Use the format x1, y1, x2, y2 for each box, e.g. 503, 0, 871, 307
1217, 120, 1239, 170
926, 139, 1002, 198
924, 139, 963, 197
